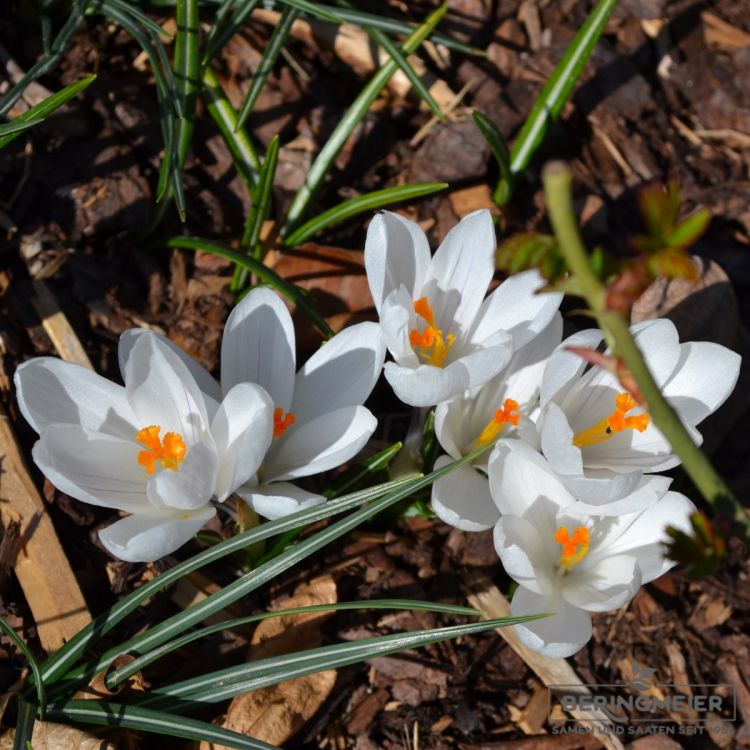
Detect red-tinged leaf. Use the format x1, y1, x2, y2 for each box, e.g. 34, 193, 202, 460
665, 207, 711, 249
646, 248, 701, 281
605, 261, 650, 313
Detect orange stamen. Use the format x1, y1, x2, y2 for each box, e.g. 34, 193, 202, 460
555, 526, 590, 573
475, 399, 521, 446
273, 407, 296, 438
572, 392, 650, 448
409, 297, 455, 368
136, 425, 187, 475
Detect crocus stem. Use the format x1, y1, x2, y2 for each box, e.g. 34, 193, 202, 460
542, 161, 750, 539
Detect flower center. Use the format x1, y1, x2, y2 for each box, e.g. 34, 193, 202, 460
475, 398, 521, 446
136, 425, 187, 475
572, 392, 650, 448
409, 296, 455, 368
555, 526, 590, 575
273, 407, 296, 438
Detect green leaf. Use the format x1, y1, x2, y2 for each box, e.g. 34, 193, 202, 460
232, 135, 280, 290
235, 7, 299, 131
0, 0, 86, 117
275, 0, 344, 24
325, 441, 403, 498
281, 3, 449, 235
201, 66, 260, 189
345, 4, 445, 122
140, 613, 545, 711
0, 75, 95, 150
0, 618, 46, 715
472, 110, 511, 190
44, 701, 279, 750
162, 236, 333, 337
37, 476, 416, 687
13, 698, 37, 750
108, 598, 482, 687
283, 182, 447, 247
496, 0, 617, 205
203, 0, 264, 64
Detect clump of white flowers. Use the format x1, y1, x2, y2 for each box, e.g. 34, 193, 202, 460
15, 209, 741, 657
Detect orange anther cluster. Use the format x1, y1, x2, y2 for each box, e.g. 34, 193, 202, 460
475, 399, 521, 446
409, 297, 455, 368
136, 425, 187, 475
573, 392, 650, 448
273, 407, 296, 438
555, 526, 590, 573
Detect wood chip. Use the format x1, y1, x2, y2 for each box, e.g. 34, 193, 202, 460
202, 575, 338, 749
0, 722, 118, 749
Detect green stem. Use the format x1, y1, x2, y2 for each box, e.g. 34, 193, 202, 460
542, 162, 749, 538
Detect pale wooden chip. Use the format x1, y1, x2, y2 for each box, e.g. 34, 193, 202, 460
201, 575, 338, 749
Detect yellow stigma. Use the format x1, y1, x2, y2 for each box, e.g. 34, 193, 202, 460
273, 407, 296, 438
572, 392, 650, 448
555, 526, 590, 574
136, 425, 187, 475
409, 297, 455, 368
475, 399, 521, 446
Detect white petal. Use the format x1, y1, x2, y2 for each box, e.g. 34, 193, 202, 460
221, 287, 296, 408
264, 405, 376, 481
421, 209, 495, 334
540, 403, 584, 476
125, 333, 209, 445
511, 586, 592, 659
147, 441, 219, 511
98, 506, 215, 562
238, 481, 325, 521
291, 322, 385, 423
431, 456, 499, 531
32, 425, 148, 512
380, 286, 420, 367
663, 341, 741, 426
488, 439, 575, 518
502, 312, 563, 406
559, 469, 645, 505
591, 490, 695, 583
446, 336, 514, 389
434, 398, 465, 460
494, 515, 553, 594
364, 212, 431, 313
15, 358, 137, 439
119, 329, 221, 403
563, 554, 641, 612
384, 361, 463, 407
540, 328, 605, 407
631, 318, 682, 386
211, 383, 274, 501
468, 270, 563, 350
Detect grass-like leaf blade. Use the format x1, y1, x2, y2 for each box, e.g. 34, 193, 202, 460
235, 7, 298, 131
281, 3, 448, 235
0, 618, 46, 715
496, 0, 617, 205
0, 75, 95, 150
472, 110, 511, 193
232, 134, 280, 290
283, 182, 447, 246
201, 66, 260, 189
38, 477, 415, 686
108, 599, 483, 687
140, 613, 546, 710
44, 701, 279, 750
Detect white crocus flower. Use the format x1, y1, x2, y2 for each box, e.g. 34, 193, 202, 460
430, 313, 562, 532
15, 333, 274, 562
364, 209, 562, 406
120, 288, 385, 521
539, 318, 741, 503
489, 440, 695, 658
